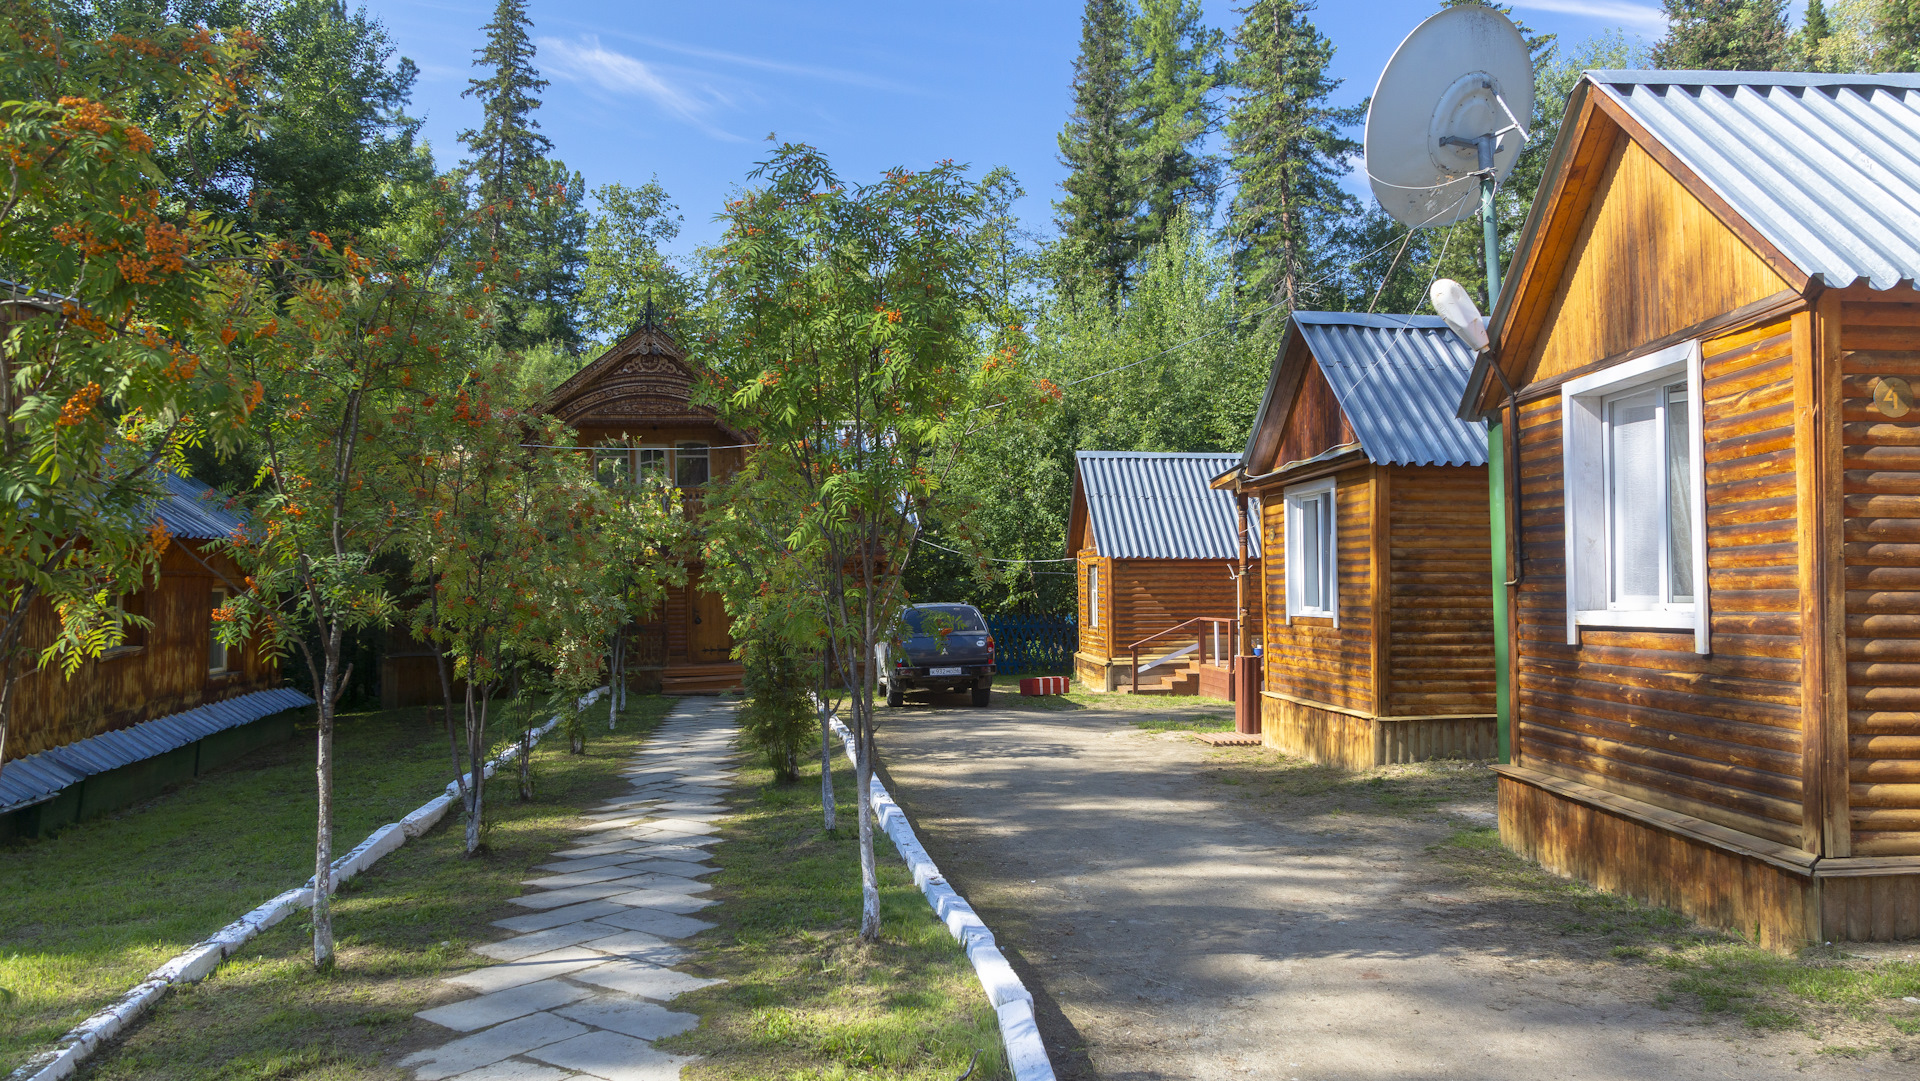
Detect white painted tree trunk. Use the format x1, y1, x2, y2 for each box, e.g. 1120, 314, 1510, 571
312, 672, 337, 969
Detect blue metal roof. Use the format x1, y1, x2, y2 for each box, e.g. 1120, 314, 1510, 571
1591, 70, 1920, 291
156, 473, 247, 542
1076, 451, 1260, 560
1290, 312, 1487, 468
0, 687, 312, 814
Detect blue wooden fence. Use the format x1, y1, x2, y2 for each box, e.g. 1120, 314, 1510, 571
986, 614, 1076, 675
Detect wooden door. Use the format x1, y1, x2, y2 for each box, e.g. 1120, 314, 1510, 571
688, 577, 732, 663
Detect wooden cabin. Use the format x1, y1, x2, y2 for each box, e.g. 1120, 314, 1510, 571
1459, 70, 1920, 945
542, 318, 748, 694
0, 474, 303, 838
1225, 312, 1495, 767
1068, 451, 1260, 695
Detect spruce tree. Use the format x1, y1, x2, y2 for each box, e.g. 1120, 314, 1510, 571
515, 159, 588, 347
1128, 0, 1226, 258
461, 0, 552, 242
1056, 0, 1141, 308
1798, 0, 1835, 67
1650, 0, 1791, 70
1224, 0, 1360, 318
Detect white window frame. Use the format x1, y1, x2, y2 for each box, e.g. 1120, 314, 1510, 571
1560, 339, 1709, 654
1086, 564, 1100, 629
1284, 477, 1338, 626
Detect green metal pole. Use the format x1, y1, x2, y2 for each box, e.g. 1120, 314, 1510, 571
1481, 174, 1501, 311
1481, 170, 1512, 765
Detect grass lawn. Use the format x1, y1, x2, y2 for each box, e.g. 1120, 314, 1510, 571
0, 696, 669, 1079
1193, 744, 1920, 1050
659, 751, 1004, 1081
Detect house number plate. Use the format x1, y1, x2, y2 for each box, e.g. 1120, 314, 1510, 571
1874, 376, 1914, 418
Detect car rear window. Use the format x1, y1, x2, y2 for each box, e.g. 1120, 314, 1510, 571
903, 606, 986, 634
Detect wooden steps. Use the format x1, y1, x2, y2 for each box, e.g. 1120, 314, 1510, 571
659, 662, 744, 695
1113, 658, 1228, 698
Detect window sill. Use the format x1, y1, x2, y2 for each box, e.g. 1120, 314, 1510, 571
1574, 609, 1696, 630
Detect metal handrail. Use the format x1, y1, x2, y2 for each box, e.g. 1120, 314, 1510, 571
1129, 616, 1234, 693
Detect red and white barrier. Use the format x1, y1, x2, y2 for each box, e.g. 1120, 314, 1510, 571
1019, 676, 1068, 696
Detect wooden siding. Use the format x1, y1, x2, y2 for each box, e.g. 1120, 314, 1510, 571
1105, 558, 1244, 661
8, 544, 277, 759
1075, 549, 1111, 660
1259, 466, 1374, 713
1386, 465, 1496, 717
1520, 135, 1792, 388
1268, 356, 1357, 473
1512, 320, 1809, 850
1839, 299, 1920, 855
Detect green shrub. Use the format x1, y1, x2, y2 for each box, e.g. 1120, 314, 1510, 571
740, 640, 817, 783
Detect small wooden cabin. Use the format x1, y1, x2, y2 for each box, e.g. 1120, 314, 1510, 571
0, 475, 302, 838
1068, 451, 1260, 694
544, 319, 748, 694
1227, 312, 1494, 767
1460, 70, 1920, 945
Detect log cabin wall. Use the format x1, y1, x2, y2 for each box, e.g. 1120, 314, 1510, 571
1258, 464, 1375, 714
1109, 558, 1246, 661
7, 543, 275, 759
1074, 544, 1111, 661
1385, 464, 1496, 718
1839, 296, 1920, 856
1512, 318, 1808, 850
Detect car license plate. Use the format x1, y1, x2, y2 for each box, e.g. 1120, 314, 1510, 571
929, 666, 963, 676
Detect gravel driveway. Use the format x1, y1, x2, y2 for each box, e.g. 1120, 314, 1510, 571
875, 695, 1914, 1081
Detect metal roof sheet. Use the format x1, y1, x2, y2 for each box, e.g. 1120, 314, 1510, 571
1076, 451, 1260, 560
1590, 70, 1920, 292
155, 473, 247, 542
1291, 313, 1488, 467
1, 687, 312, 814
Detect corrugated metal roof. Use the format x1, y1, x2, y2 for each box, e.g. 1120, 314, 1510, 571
1591, 70, 1920, 291
156, 473, 247, 541
0, 687, 312, 814
1292, 312, 1488, 467
1077, 451, 1260, 560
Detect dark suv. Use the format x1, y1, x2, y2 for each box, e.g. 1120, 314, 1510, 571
880, 603, 996, 707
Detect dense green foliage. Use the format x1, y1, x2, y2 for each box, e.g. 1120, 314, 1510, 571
1651, 0, 1793, 70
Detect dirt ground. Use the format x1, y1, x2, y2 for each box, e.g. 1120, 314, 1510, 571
875, 695, 1918, 1081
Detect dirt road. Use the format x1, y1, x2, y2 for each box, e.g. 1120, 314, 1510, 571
876, 696, 1914, 1081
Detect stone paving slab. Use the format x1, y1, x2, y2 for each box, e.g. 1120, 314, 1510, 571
415, 978, 593, 1033
408, 699, 736, 1081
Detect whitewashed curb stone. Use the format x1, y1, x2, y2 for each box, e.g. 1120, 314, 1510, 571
826, 716, 1055, 1081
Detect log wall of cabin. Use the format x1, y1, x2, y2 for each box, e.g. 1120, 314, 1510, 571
1075, 541, 1112, 660
7, 544, 277, 759
1106, 558, 1249, 662
1269, 355, 1357, 472
1386, 465, 1497, 717
1838, 296, 1920, 856
1513, 319, 1808, 849
1259, 465, 1374, 713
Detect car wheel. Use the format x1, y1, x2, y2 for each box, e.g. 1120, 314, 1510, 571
971, 685, 991, 707
886, 681, 904, 707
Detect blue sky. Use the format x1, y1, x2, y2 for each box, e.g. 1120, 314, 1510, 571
368, 0, 1681, 255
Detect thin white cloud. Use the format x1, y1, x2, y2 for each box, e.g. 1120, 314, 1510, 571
548, 19, 918, 95
537, 35, 747, 142
1509, 0, 1669, 35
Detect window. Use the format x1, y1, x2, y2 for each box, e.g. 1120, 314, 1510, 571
1284, 478, 1337, 623
1086, 564, 1100, 628
209, 588, 230, 675
636, 447, 668, 479
106, 591, 147, 657
1561, 339, 1708, 652
675, 442, 710, 487
594, 449, 631, 487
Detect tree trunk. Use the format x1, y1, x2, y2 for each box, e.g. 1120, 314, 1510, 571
312, 654, 344, 970
518, 724, 533, 801
854, 702, 881, 942
463, 678, 486, 857
608, 631, 620, 731
817, 672, 835, 832
434, 644, 466, 803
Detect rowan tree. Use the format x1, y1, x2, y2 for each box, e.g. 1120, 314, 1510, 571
0, 5, 263, 788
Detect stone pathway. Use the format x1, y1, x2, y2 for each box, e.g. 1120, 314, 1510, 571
400, 699, 738, 1081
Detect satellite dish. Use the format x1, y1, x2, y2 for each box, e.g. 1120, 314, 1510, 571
1365, 5, 1534, 230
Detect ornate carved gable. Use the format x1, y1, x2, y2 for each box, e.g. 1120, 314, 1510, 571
542, 325, 742, 436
